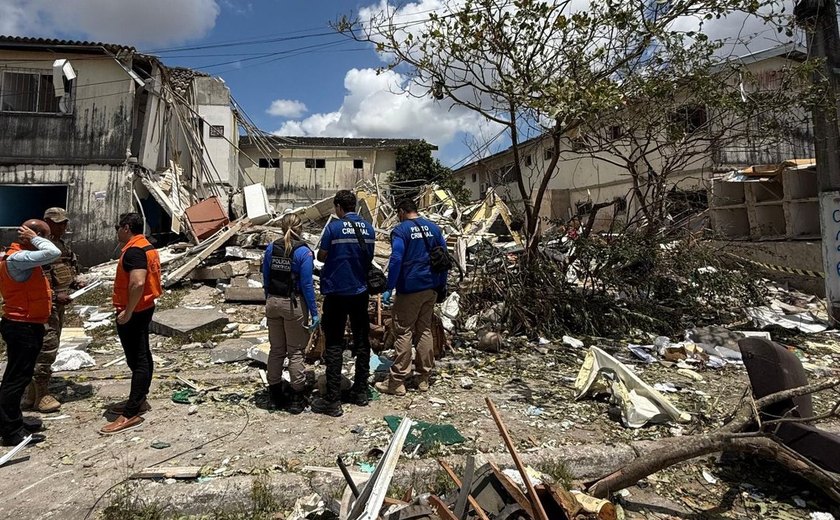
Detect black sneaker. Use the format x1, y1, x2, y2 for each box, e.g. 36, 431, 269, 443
342, 385, 369, 407
310, 397, 343, 417
2, 432, 46, 447
287, 392, 307, 415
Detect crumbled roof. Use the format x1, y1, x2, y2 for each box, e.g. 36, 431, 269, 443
240, 135, 436, 150
0, 35, 134, 55
165, 66, 211, 96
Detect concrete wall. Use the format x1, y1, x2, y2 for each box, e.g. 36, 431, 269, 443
239, 145, 397, 209
711, 239, 824, 296
0, 164, 133, 265
193, 77, 237, 188
0, 50, 135, 164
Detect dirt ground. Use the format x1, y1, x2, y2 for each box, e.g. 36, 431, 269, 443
0, 285, 838, 519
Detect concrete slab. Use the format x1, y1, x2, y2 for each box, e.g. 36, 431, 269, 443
210, 338, 262, 363
247, 342, 270, 364
151, 308, 230, 337
224, 286, 265, 303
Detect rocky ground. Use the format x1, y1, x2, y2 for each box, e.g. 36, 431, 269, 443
0, 284, 838, 519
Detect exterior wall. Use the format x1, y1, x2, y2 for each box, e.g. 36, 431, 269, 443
710, 239, 824, 296
0, 164, 133, 265
239, 145, 397, 209
193, 77, 237, 187
0, 50, 135, 164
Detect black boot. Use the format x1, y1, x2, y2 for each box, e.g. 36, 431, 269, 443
2, 432, 46, 447
268, 383, 287, 410
287, 390, 307, 415
342, 383, 369, 407
310, 397, 343, 417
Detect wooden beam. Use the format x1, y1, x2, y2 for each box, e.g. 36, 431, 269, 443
437, 459, 491, 520
163, 218, 249, 287
486, 397, 550, 520
488, 461, 534, 518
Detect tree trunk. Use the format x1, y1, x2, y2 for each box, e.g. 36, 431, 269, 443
587, 434, 840, 504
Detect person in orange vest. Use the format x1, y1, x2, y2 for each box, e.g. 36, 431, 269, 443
0, 220, 61, 446
101, 213, 162, 435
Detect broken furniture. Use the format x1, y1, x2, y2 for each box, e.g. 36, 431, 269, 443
740, 337, 840, 473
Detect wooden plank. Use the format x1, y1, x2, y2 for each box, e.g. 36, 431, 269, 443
428, 495, 459, 520
130, 466, 202, 480
163, 219, 249, 287
535, 484, 581, 519
436, 460, 491, 520
488, 461, 534, 518
453, 455, 475, 520
486, 398, 550, 520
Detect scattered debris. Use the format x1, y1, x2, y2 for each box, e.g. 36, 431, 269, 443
51, 350, 96, 372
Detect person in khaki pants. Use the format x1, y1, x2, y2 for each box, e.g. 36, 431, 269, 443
262, 214, 319, 414
376, 199, 449, 396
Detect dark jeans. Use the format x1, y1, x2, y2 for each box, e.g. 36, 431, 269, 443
0, 319, 45, 440
322, 293, 371, 402
116, 307, 155, 417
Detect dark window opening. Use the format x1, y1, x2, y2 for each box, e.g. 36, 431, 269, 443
613, 196, 628, 213
671, 105, 708, 135
0, 185, 68, 226
353, 159, 363, 169
0, 70, 66, 113
543, 148, 555, 160
609, 125, 624, 140
259, 158, 280, 168
525, 154, 533, 167
316, 158, 326, 169
471, 173, 477, 183
209, 125, 224, 138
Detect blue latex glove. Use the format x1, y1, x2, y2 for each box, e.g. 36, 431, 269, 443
381, 290, 393, 306
306, 315, 321, 332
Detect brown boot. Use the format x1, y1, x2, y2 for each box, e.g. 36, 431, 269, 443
21, 383, 36, 411
417, 373, 431, 393
375, 379, 406, 396
34, 380, 60, 413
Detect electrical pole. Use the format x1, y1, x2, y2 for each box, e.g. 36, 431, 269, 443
795, 0, 840, 322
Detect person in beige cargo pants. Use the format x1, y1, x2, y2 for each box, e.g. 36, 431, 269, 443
262, 214, 319, 414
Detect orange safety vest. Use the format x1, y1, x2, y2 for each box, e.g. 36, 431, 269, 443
113, 234, 162, 312
0, 243, 53, 324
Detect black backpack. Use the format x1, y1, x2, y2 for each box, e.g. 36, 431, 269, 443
411, 219, 452, 273
345, 217, 387, 295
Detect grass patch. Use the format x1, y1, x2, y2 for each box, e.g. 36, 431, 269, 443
100, 483, 168, 520
155, 286, 191, 311
534, 458, 574, 488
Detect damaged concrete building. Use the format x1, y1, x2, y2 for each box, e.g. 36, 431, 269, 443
0, 36, 239, 265
238, 136, 431, 211
453, 44, 814, 229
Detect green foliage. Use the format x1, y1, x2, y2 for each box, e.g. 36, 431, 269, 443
390, 141, 472, 204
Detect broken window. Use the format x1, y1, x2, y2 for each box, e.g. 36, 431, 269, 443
0, 185, 68, 226
353, 159, 363, 169
209, 125, 224, 138
258, 158, 280, 168
0, 70, 64, 113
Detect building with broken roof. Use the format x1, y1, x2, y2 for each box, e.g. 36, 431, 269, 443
0, 36, 238, 264
238, 136, 432, 210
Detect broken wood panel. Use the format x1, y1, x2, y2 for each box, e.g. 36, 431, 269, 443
437, 459, 491, 520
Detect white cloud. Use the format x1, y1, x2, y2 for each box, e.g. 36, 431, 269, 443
0, 0, 220, 47
272, 68, 496, 149
266, 99, 308, 118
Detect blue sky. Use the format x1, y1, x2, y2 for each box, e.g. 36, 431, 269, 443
0, 0, 491, 166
